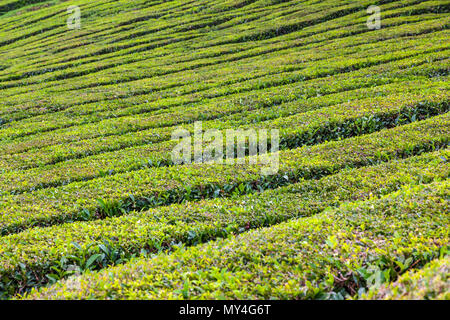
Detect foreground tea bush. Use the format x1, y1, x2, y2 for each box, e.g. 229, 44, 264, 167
1, 0, 449, 300
0, 150, 447, 296
1, 114, 448, 235
361, 257, 449, 300
21, 180, 449, 299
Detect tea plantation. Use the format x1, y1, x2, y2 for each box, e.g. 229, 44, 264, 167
0, 0, 448, 300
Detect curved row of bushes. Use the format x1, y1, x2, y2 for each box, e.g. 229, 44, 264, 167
19, 180, 449, 300
362, 257, 449, 300
1, 113, 448, 236
1, 86, 447, 194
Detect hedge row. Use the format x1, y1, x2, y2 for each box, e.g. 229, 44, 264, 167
2, 21, 446, 125
19, 180, 449, 300
0, 0, 418, 77
0, 0, 448, 301
4, 30, 446, 140
0, 0, 355, 88
0, 149, 448, 297
1, 86, 448, 194
361, 257, 449, 300
1, 64, 448, 170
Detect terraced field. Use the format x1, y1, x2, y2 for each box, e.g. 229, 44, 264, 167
0, 0, 448, 300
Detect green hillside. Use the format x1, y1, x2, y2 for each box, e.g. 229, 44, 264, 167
0, 0, 448, 300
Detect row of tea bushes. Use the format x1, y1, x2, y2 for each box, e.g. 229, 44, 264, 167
19, 180, 449, 299
0, 113, 448, 235
0, 149, 447, 297
361, 257, 449, 300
